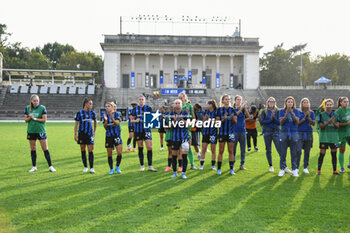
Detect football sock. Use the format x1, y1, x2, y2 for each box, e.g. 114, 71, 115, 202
88, 152, 94, 168
339, 152, 344, 168
318, 152, 325, 171
44, 150, 52, 167
108, 156, 113, 169
331, 151, 337, 171
117, 155, 122, 167
182, 154, 188, 172
172, 155, 177, 172
81, 151, 87, 167
147, 150, 153, 166
138, 147, 144, 166
31, 150, 37, 167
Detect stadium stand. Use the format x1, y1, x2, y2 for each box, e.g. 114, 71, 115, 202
77, 85, 86, 94
30, 85, 39, 94
10, 84, 19, 94
40, 85, 48, 94
49, 84, 58, 94
0, 86, 103, 120
20, 86, 29, 94
68, 85, 77, 94
87, 85, 95, 95
59, 85, 67, 94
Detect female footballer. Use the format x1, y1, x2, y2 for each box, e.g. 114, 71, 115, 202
24, 94, 56, 172
216, 94, 237, 175
199, 99, 218, 171
103, 102, 123, 175
74, 98, 97, 173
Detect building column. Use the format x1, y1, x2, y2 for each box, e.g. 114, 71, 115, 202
104, 52, 120, 88
130, 53, 135, 88
174, 54, 178, 85
187, 54, 192, 86
216, 54, 220, 88
159, 53, 164, 86
145, 53, 150, 87
230, 54, 234, 88
202, 54, 206, 85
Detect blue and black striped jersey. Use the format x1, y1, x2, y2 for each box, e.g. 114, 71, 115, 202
74, 109, 96, 136
131, 105, 152, 133
127, 108, 134, 128
103, 112, 122, 138
202, 109, 218, 136
171, 110, 189, 142
216, 107, 236, 135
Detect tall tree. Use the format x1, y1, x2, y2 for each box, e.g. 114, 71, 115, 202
260, 45, 300, 85
0, 24, 11, 45
40, 42, 75, 68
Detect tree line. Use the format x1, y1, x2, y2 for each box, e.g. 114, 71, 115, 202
0, 24, 103, 83
260, 43, 350, 86
2, 23, 350, 86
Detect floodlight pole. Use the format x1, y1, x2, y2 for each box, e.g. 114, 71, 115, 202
300, 51, 303, 87
120, 16, 122, 34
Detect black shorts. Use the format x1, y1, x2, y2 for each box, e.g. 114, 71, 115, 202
78, 133, 94, 145
105, 136, 123, 148
166, 140, 172, 147
172, 141, 182, 150
158, 126, 166, 133
128, 126, 134, 133
202, 134, 217, 144
218, 134, 235, 143
191, 131, 200, 146
135, 131, 152, 141
319, 143, 337, 150
246, 128, 257, 136
27, 133, 47, 140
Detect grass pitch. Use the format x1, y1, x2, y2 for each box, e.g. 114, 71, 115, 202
0, 122, 349, 233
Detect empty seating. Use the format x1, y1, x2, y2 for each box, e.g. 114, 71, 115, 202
87, 85, 95, 95
20, 86, 29, 94
40, 85, 48, 94
59, 85, 67, 94
68, 85, 77, 94
30, 85, 39, 94
77, 85, 86, 94
10, 84, 19, 94
50, 84, 58, 94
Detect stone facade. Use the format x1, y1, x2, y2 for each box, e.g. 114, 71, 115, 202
100, 34, 261, 90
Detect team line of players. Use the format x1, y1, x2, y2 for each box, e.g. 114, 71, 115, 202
24, 93, 350, 179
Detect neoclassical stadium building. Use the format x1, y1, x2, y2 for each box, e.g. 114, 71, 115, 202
100, 34, 261, 91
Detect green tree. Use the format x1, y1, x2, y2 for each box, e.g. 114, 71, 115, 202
260, 45, 300, 86
27, 50, 50, 69
40, 42, 75, 68
0, 24, 11, 45
311, 54, 350, 85
331, 67, 339, 85
57, 51, 103, 83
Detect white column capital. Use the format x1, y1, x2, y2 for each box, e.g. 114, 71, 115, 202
202, 54, 207, 57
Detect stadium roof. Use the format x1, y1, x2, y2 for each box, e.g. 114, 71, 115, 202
3, 68, 98, 78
